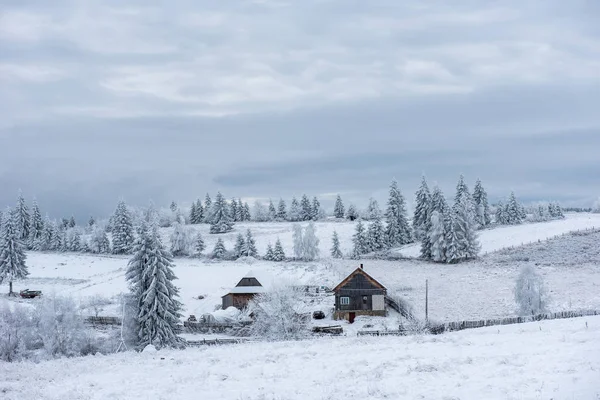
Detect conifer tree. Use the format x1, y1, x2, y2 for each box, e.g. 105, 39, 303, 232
268, 199, 277, 221
311, 197, 321, 221
88, 216, 96, 229
90, 227, 111, 254
112, 200, 135, 254
195, 199, 204, 223
243, 202, 251, 222
346, 204, 359, 221
14, 191, 30, 241
300, 195, 313, 221
264, 243, 274, 261
272, 238, 286, 261
366, 198, 381, 220
495, 201, 506, 224
330, 230, 343, 258
208, 192, 234, 234
51, 223, 62, 251
292, 224, 304, 259
505, 192, 523, 225
58, 229, 68, 252
203, 194, 212, 222
472, 179, 491, 227
454, 174, 470, 208
189, 202, 198, 224
126, 217, 182, 349
334, 195, 345, 219
194, 233, 205, 257
242, 229, 258, 257
233, 233, 245, 258
385, 180, 412, 246
428, 211, 447, 262
42, 218, 55, 251
170, 201, 178, 213
236, 198, 244, 222
276, 199, 287, 221
422, 186, 448, 260
0, 209, 29, 295
413, 176, 431, 241
68, 216, 76, 228
28, 199, 44, 250
230, 198, 239, 222
451, 192, 480, 261
367, 216, 386, 252
302, 222, 320, 261
211, 238, 226, 259
288, 197, 301, 222
445, 213, 460, 264
351, 220, 369, 259
69, 229, 82, 252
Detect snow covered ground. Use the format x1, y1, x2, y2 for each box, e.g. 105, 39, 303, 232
2, 316, 599, 400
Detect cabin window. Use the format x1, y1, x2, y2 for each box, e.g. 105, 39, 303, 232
362, 296, 368, 305
340, 297, 350, 305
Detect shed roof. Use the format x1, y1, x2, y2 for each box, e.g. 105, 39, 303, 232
333, 266, 386, 292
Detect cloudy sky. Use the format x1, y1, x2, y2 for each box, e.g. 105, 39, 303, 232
1, 0, 599, 219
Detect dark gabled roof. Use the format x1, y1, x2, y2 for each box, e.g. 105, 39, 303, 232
332, 267, 386, 292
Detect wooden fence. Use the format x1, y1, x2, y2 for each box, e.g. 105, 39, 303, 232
85, 316, 122, 326
186, 338, 250, 347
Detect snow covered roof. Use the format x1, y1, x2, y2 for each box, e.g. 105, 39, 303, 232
225, 286, 266, 295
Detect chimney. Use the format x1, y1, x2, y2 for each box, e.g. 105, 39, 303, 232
360, 264, 363, 269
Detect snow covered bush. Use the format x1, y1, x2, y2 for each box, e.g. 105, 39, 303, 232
248, 284, 310, 341
82, 294, 112, 318
170, 219, 194, 256
0, 301, 32, 362
292, 222, 320, 261
514, 265, 549, 316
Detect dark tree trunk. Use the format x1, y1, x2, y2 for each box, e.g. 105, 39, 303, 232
9, 281, 13, 296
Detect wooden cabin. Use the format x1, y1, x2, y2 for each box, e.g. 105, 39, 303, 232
221, 272, 265, 310
333, 264, 387, 323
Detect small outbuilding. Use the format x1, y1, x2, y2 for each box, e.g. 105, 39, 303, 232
333, 264, 387, 323
221, 271, 265, 310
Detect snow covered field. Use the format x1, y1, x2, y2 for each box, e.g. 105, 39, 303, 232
2, 316, 598, 400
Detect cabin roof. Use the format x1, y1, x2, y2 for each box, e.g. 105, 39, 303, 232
222, 286, 266, 296
332, 267, 386, 292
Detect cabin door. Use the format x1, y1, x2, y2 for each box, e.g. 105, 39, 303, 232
349, 312, 356, 323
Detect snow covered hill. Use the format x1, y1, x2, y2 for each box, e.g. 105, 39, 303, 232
2, 316, 598, 400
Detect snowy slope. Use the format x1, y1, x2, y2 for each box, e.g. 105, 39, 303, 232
2, 316, 599, 400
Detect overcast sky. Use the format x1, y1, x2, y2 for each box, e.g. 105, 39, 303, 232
1, 0, 599, 220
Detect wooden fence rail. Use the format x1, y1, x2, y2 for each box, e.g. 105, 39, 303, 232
85, 316, 122, 326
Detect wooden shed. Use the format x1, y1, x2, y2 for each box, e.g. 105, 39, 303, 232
221, 271, 265, 310
333, 264, 387, 323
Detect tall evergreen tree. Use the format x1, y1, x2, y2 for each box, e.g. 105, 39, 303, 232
422, 186, 449, 260
454, 174, 470, 208
68, 216, 76, 228
90, 227, 111, 254
472, 179, 491, 228
264, 243, 274, 261
268, 199, 277, 221
413, 176, 431, 241
367, 216, 386, 252
272, 238, 286, 261
203, 194, 212, 222
235, 198, 244, 222
242, 229, 258, 257
195, 199, 204, 223
450, 192, 480, 262
69, 229, 82, 252
495, 201, 506, 224
208, 192, 234, 234
194, 233, 205, 257
230, 198, 239, 222
189, 202, 198, 224
29, 199, 44, 250
14, 191, 30, 241
300, 195, 313, 221
211, 238, 226, 259
334, 195, 345, 219
351, 220, 369, 259
330, 230, 343, 258
0, 209, 28, 295
345, 204, 359, 221
112, 200, 135, 254
311, 197, 321, 221
276, 199, 287, 221
126, 218, 182, 349
385, 180, 412, 246
302, 222, 320, 261
428, 211, 447, 262
88, 216, 96, 229
288, 197, 301, 222
505, 192, 523, 225
243, 202, 251, 222
366, 198, 381, 220
233, 233, 245, 258
42, 217, 56, 251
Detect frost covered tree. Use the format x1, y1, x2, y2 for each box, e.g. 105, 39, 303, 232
454, 174, 470, 208
242, 229, 258, 257
211, 238, 226, 259
236, 198, 245, 221
68, 216, 76, 228
311, 197, 321, 220
413, 176, 431, 241
170, 201, 178, 213
385, 180, 412, 246
351, 219, 369, 258
495, 201, 507, 225
170, 219, 193, 257
288, 197, 301, 222
252, 201, 269, 222
300, 195, 313, 221
548, 202, 564, 219
428, 211, 447, 262
195, 199, 204, 223
68, 229, 82, 252
42, 218, 56, 251
88, 216, 95, 229
514, 265, 549, 316
203, 194, 212, 222
334, 195, 345, 219
272, 238, 286, 261
268, 199, 277, 221
292, 224, 304, 259
346, 204, 359, 221
420, 186, 447, 260
89, 227, 111, 254
112, 200, 135, 254
229, 198, 238, 222
366, 198, 381, 220
126, 217, 183, 349
264, 243, 274, 261
0, 210, 29, 295
28, 199, 44, 250
14, 191, 30, 241
472, 179, 491, 228
193, 233, 205, 257
243, 202, 252, 222
367, 216, 386, 252
447, 192, 480, 263
189, 202, 198, 224
330, 230, 343, 258
505, 192, 524, 225
276, 199, 287, 221
302, 222, 320, 261
233, 233, 245, 258
209, 192, 234, 234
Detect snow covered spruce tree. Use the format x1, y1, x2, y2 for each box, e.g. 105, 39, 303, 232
14, 191, 30, 241
300, 195, 313, 221
472, 179, 491, 228
28, 199, 44, 250
504, 192, 525, 225
264, 243, 274, 261
330, 230, 343, 258
345, 204, 359, 221
189, 201, 198, 224
334, 195, 345, 219
428, 211, 446, 262
413, 176, 431, 241
514, 265, 549, 316
276, 199, 287, 221
112, 200, 135, 254
367, 216, 386, 252
208, 192, 234, 234
366, 198, 381, 220
193, 233, 205, 257
203, 194, 212, 222
302, 222, 320, 261
268, 199, 277, 221
288, 197, 301, 222
211, 238, 227, 259
311, 197, 322, 220
233, 233, 245, 258
272, 238, 286, 261
230, 198, 238, 222
242, 202, 252, 221
241, 229, 258, 257
421, 186, 450, 261
385, 180, 412, 247
195, 199, 204, 223
170, 218, 193, 257
446, 192, 480, 263
90, 226, 111, 254
351, 219, 369, 259
125, 216, 183, 349
0, 209, 29, 296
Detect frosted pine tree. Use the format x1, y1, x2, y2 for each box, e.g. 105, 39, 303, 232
209, 192, 234, 234
193, 233, 205, 257
292, 224, 304, 259
346, 204, 359, 221
230, 198, 239, 222
233, 233, 245, 258
170, 220, 192, 257
302, 222, 320, 261
68, 216, 76, 228
69, 229, 82, 252
88, 216, 96, 229
126, 218, 183, 349
112, 200, 135, 254
242, 229, 258, 257
0, 209, 29, 295
472, 179, 491, 228
385, 180, 412, 246
506, 192, 523, 224
495, 201, 506, 224
351, 220, 368, 259
28, 199, 44, 250
272, 238, 286, 261
268, 199, 277, 221
203, 194, 212, 222
235, 198, 243, 222
51, 223, 62, 251
195, 199, 204, 223
276, 199, 287, 221
288, 197, 301, 222
334, 195, 345, 219
300, 195, 312, 221
42, 218, 56, 251
189, 202, 198, 224
58, 229, 68, 252
454, 174, 470, 208
452, 192, 480, 261
367, 216, 386, 252
14, 191, 30, 241
264, 243, 274, 261
514, 265, 549, 316
412, 176, 431, 241
444, 213, 461, 264
423, 186, 449, 260
90, 227, 111, 254
366, 198, 381, 220
211, 238, 226, 259
243, 202, 251, 221
428, 211, 447, 262
330, 230, 343, 258
311, 197, 321, 221
170, 201, 178, 213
